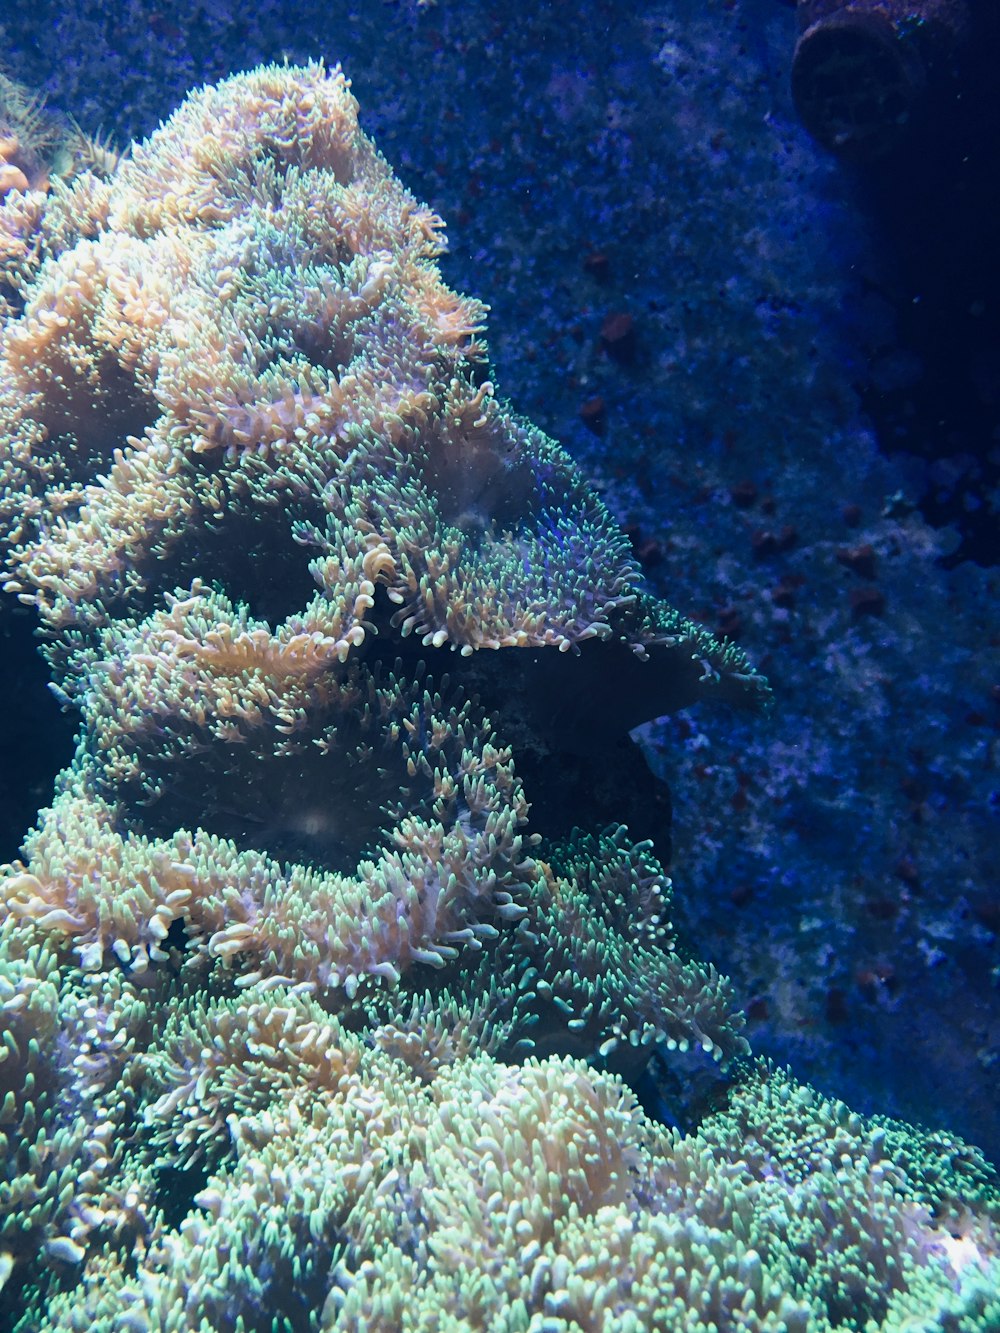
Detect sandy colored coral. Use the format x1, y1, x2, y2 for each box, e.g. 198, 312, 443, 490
1, 771, 529, 992
0, 60, 763, 712
0, 58, 993, 1333
16, 1041, 1000, 1333
0, 787, 745, 1072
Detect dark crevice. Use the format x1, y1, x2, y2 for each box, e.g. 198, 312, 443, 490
0, 608, 77, 863
848, 0, 1000, 566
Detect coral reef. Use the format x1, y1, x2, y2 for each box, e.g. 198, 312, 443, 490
0, 62, 756, 692
5, 982, 1000, 1332
0, 55, 996, 1333
4, 0, 994, 1156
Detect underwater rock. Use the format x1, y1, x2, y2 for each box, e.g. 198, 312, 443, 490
791, 0, 970, 157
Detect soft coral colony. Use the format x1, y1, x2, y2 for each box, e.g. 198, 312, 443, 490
0, 61, 996, 1333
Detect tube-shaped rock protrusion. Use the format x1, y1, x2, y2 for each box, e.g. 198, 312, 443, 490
791, 0, 969, 158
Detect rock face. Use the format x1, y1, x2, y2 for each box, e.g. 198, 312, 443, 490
791, 0, 970, 158
0, 62, 997, 1332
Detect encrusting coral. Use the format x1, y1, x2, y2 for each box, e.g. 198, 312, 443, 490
0, 60, 997, 1331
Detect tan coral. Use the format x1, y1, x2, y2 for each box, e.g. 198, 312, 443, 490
31, 1046, 1000, 1333
0, 771, 531, 991
1, 60, 762, 697
0, 64, 788, 1331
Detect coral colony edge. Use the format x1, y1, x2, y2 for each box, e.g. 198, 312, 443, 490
0, 60, 996, 1333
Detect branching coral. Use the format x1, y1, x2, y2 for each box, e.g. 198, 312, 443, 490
0, 59, 994, 1332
